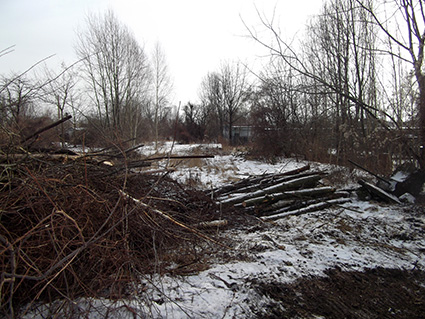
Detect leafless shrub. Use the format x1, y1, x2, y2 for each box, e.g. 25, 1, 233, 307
0, 153, 227, 318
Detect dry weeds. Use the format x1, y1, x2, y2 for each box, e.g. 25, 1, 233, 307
0, 152, 233, 318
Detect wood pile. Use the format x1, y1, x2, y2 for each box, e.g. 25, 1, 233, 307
211, 165, 351, 221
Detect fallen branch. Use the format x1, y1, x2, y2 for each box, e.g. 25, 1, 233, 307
349, 159, 391, 185
21, 114, 72, 143
242, 186, 335, 207
120, 191, 229, 248
220, 172, 320, 198
260, 198, 351, 221
138, 168, 176, 175
219, 174, 322, 205
104, 143, 145, 159
210, 165, 312, 197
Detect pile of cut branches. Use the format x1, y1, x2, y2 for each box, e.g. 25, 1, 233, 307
0, 149, 227, 317
212, 165, 351, 221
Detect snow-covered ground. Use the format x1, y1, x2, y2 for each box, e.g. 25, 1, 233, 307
140, 141, 318, 189
26, 143, 425, 318
137, 201, 424, 318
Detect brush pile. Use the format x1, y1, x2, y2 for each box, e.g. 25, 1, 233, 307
0, 147, 227, 317
212, 165, 351, 220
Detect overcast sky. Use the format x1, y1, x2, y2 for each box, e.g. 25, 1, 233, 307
0, 0, 323, 104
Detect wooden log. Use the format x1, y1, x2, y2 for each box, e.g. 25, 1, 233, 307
209, 164, 311, 197
358, 179, 401, 204
137, 168, 176, 175
279, 164, 311, 176
242, 186, 335, 207
220, 171, 321, 198
263, 191, 349, 214
260, 198, 351, 221
219, 174, 322, 205
238, 193, 283, 207
263, 199, 296, 211
207, 174, 270, 197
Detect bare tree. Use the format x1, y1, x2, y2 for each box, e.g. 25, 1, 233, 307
200, 72, 224, 139
245, 0, 404, 170
302, 0, 380, 163
199, 61, 249, 144
250, 58, 304, 157
151, 42, 173, 149
220, 62, 250, 144
0, 75, 36, 128
40, 63, 78, 146
356, 0, 425, 167
181, 102, 206, 141
75, 10, 150, 140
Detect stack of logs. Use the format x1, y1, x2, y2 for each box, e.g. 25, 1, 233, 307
211, 165, 351, 221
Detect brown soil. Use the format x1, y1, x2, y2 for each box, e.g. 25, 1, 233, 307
251, 267, 425, 319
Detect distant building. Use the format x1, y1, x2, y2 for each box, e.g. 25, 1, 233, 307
223, 125, 253, 144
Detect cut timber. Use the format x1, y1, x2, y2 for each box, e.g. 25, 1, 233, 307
260, 199, 296, 211
221, 172, 321, 197
279, 164, 311, 176
358, 179, 401, 204
242, 186, 335, 207
260, 198, 351, 221
219, 174, 322, 205
264, 191, 349, 214
138, 168, 176, 175
210, 164, 311, 197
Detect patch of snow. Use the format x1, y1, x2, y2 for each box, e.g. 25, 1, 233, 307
139, 142, 222, 157
118, 197, 424, 318
400, 192, 416, 203
23, 143, 425, 318
391, 170, 409, 183
171, 155, 306, 189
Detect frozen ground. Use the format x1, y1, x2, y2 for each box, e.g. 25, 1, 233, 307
26, 143, 425, 318
137, 201, 424, 318
140, 141, 321, 189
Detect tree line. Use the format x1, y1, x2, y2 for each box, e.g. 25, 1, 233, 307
1, 1, 424, 174
182, 0, 425, 174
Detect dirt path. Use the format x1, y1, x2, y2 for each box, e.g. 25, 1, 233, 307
251, 267, 425, 318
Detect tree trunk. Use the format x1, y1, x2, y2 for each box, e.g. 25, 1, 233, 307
242, 186, 335, 207
219, 174, 321, 205
260, 198, 350, 221
418, 76, 425, 169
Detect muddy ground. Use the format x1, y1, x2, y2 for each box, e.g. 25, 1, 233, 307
251, 267, 425, 319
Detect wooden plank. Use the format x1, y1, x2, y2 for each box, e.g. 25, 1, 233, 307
358, 179, 401, 204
